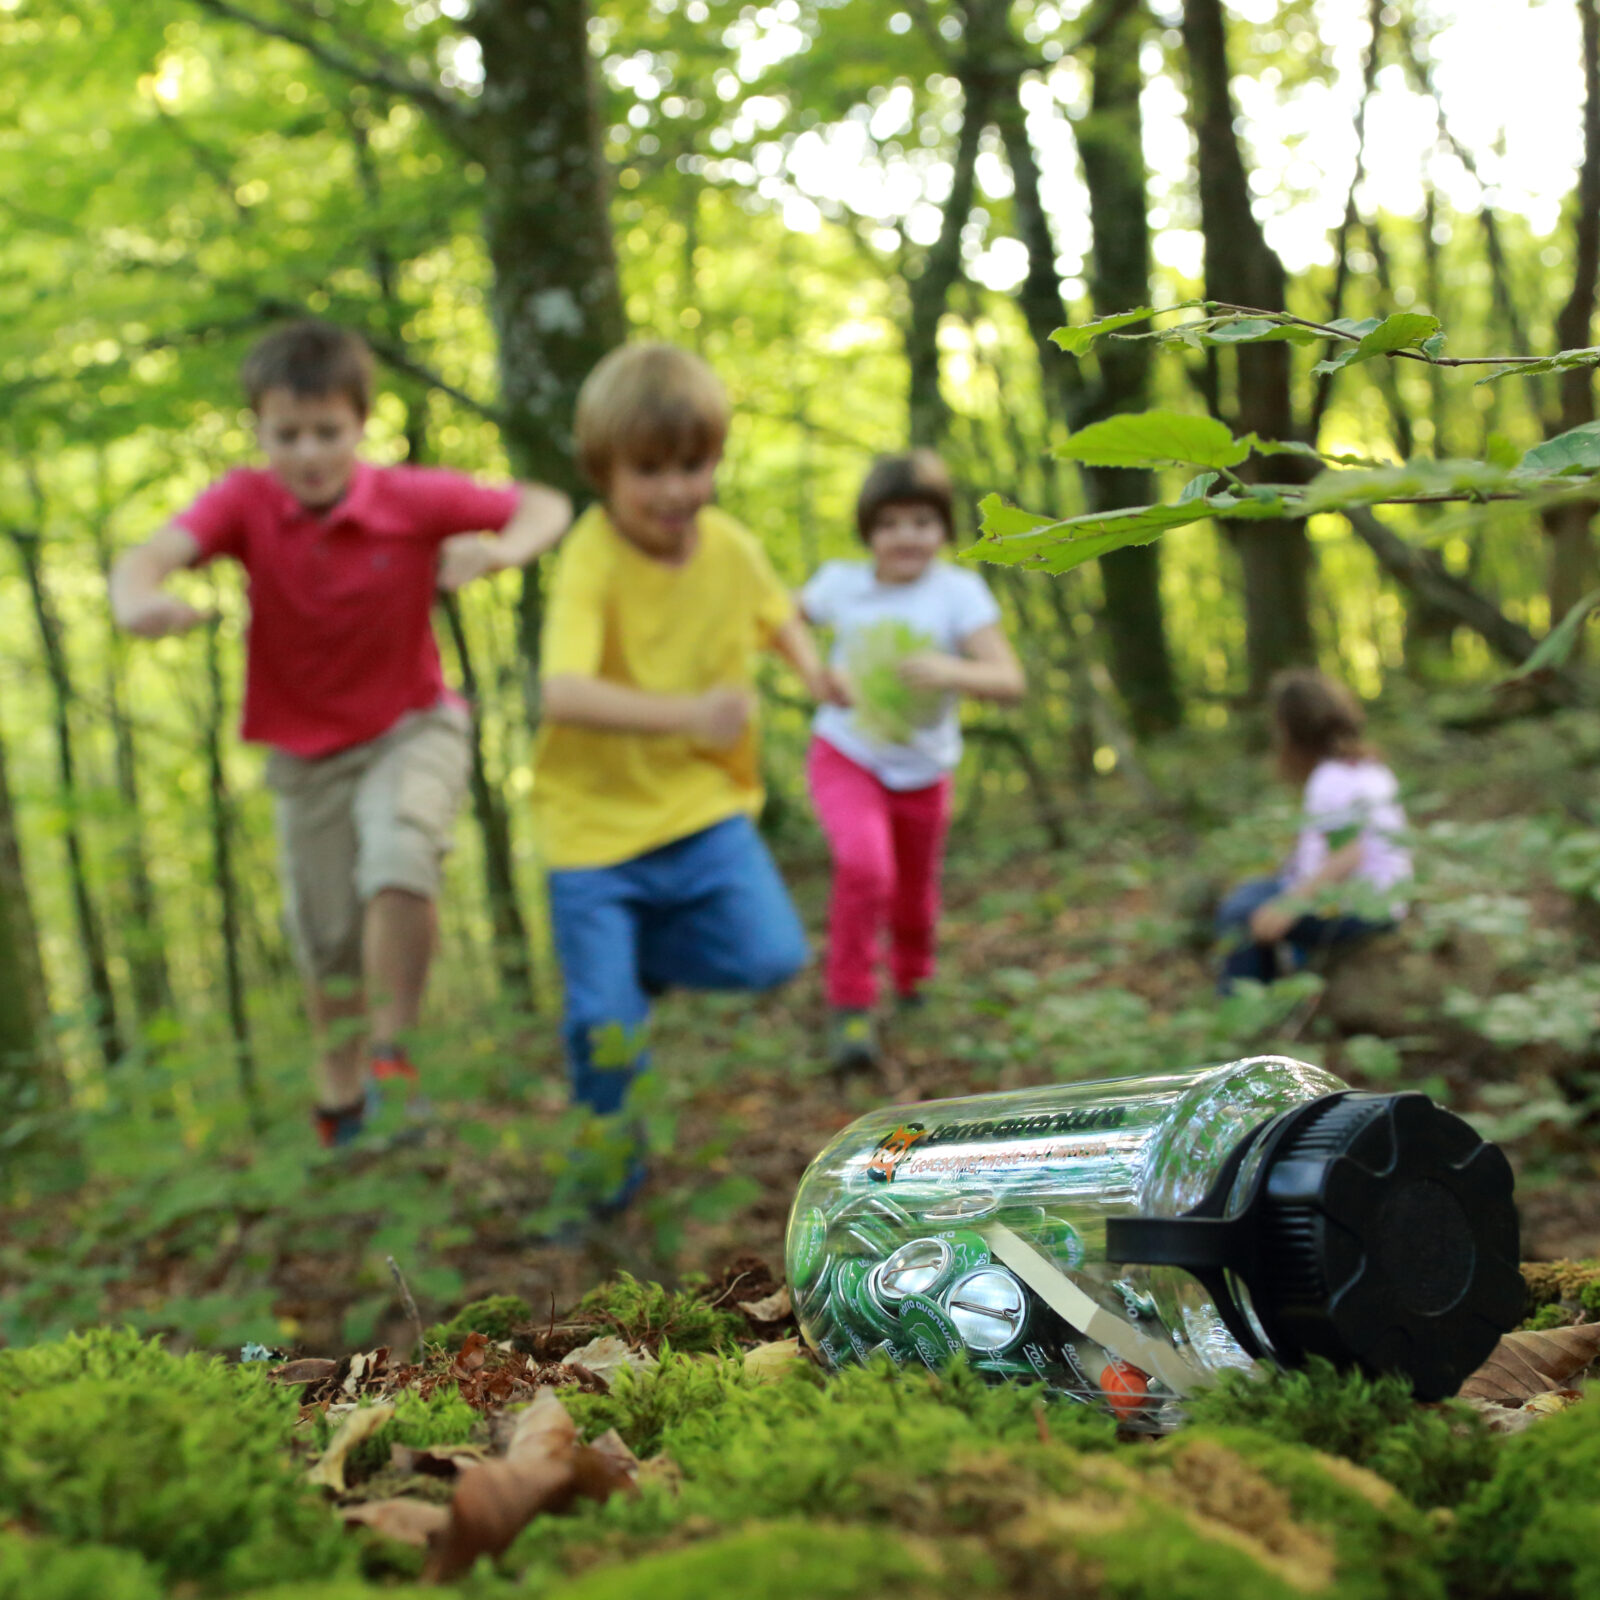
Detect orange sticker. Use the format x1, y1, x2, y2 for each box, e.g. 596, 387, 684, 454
1099, 1357, 1150, 1420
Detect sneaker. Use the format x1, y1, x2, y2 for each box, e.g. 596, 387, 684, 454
369, 1042, 419, 1084
313, 1098, 367, 1149
827, 1007, 879, 1072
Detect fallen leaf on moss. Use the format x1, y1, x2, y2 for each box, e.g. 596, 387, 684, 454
339, 1498, 450, 1546
451, 1331, 490, 1380
309, 1402, 395, 1493
269, 1358, 340, 1388
566, 1335, 653, 1389
1524, 1388, 1584, 1416
1460, 1398, 1535, 1435
423, 1388, 637, 1581
738, 1287, 792, 1322
744, 1338, 803, 1381
1459, 1323, 1600, 1405
390, 1442, 492, 1477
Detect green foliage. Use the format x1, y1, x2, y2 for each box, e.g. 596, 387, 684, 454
1449, 1394, 1600, 1598
563, 1348, 762, 1457
1184, 1358, 1495, 1510
339, 1388, 482, 1481
843, 618, 943, 744
0, 1535, 162, 1600
540, 1521, 962, 1600
425, 1294, 532, 1351
0, 1335, 347, 1589
576, 1272, 746, 1356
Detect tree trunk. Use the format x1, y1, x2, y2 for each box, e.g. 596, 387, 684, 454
201, 619, 260, 1128
10, 526, 124, 1070
1182, 0, 1316, 694
1074, 0, 1181, 734
1543, 0, 1600, 620
0, 720, 73, 1185
906, 75, 990, 449
440, 594, 537, 1013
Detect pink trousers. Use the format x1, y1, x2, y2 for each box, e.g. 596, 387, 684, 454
806, 736, 953, 1010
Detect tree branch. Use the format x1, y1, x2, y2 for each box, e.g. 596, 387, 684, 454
188, 0, 470, 141
363, 333, 506, 426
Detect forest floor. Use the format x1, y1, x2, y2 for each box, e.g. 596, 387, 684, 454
5, 697, 1600, 1357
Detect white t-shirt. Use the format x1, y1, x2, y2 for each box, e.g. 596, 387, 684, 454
1285, 758, 1412, 906
801, 558, 1002, 789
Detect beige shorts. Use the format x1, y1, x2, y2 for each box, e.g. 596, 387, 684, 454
265, 703, 471, 981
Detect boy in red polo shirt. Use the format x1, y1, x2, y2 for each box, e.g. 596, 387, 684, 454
110, 320, 571, 1146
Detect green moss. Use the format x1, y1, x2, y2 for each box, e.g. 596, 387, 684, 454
424, 1294, 532, 1350
1521, 1301, 1572, 1332
541, 1521, 964, 1600
0, 1335, 349, 1589
575, 1272, 745, 1355
564, 1348, 763, 1456
1449, 1392, 1600, 1598
1519, 1260, 1600, 1313
0, 1534, 163, 1600
1183, 1357, 1495, 1508
340, 1388, 483, 1481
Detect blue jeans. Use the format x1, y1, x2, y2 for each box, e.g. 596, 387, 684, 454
547, 815, 808, 1116
1216, 875, 1389, 993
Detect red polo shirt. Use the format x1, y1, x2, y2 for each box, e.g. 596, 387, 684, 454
176, 463, 521, 757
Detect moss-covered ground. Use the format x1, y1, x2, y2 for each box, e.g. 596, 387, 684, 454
7, 708, 1600, 1594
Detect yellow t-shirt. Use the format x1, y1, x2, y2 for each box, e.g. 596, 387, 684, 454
533, 503, 795, 869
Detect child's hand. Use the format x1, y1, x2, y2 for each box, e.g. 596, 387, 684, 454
898, 651, 963, 693
437, 534, 500, 592
119, 594, 210, 638
687, 687, 754, 748
1249, 900, 1297, 943
816, 666, 853, 708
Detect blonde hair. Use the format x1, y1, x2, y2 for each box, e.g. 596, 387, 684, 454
1269, 668, 1373, 784
574, 343, 730, 490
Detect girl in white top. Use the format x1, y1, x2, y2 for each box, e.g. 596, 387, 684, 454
1217, 669, 1412, 991
800, 452, 1024, 1070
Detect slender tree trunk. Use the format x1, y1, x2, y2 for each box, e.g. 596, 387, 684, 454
0, 720, 74, 1185
440, 595, 537, 1013
1073, 0, 1181, 733
200, 620, 260, 1127
10, 526, 124, 1070
88, 501, 175, 1030
1544, 0, 1600, 619
1182, 0, 1315, 694
906, 76, 990, 448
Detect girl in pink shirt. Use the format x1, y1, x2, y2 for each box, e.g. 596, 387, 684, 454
1217, 670, 1411, 992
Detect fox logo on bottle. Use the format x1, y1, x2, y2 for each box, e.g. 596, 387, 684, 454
866, 1123, 928, 1183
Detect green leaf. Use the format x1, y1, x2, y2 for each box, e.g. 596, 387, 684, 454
1051, 307, 1155, 355
1476, 346, 1600, 385
1300, 458, 1513, 515
1421, 332, 1448, 358
1197, 317, 1323, 347
1516, 420, 1600, 477
1497, 586, 1600, 688
1178, 472, 1219, 502
1485, 432, 1521, 470
1054, 409, 1250, 470
1311, 312, 1442, 376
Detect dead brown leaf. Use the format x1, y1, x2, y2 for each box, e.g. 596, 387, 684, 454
268, 1358, 340, 1388
1459, 1397, 1536, 1435
451, 1331, 490, 1379
339, 1498, 451, 1546
743, 1338, 804, 1382
737, 1287, 792, 1323
308, 1403, 395, 1493
423, 1389, 637, 1582
1459, 1323, 1600, 1405
390, 1442, 493, 1477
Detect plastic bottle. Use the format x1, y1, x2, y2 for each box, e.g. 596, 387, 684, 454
784, 1056, 1523, 1417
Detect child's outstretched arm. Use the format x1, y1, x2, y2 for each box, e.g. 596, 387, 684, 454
109, 525, 210, 638
543, 675, 753, 748
899, 623, 1024, 703
437, 483, 572, 591
1248, 839, 1364, 942
771, 614, 849, 706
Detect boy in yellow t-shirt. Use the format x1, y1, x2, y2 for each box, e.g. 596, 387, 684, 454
535, 343, 836, 1205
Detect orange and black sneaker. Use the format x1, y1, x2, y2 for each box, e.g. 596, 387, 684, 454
369, 1042, 419, 1085
313, 1099, 367, 1149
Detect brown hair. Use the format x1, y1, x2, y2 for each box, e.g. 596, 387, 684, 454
1269, 668, 1373, 784
574, 343, 730, 490
240, 319, 375, 417
856, 450, 955, 542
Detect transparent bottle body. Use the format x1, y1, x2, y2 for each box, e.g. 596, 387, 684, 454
785, 1056, 1346, 1417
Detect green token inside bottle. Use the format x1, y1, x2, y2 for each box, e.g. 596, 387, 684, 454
790, 1205, 829, 1292
898, 1291, 966, 1370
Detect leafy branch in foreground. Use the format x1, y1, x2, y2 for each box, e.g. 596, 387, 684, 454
962, 305, 1600, 580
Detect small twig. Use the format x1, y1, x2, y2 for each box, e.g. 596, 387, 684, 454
387, 1255, 427, 1364
1202, 302, 1546, 367
1034, 1398, 1053, 1445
